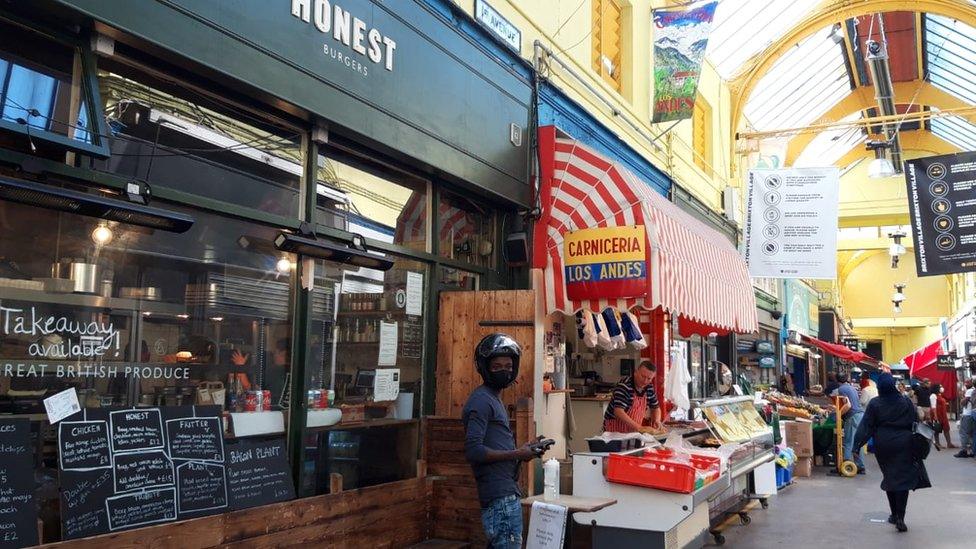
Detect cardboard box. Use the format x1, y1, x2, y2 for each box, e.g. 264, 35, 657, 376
793, 457, 813, 477
785, 420, 814, 457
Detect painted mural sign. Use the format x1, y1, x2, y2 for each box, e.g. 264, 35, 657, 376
905, 151, 976, 276
563, 226, 648, 301
651, 1, 718, 123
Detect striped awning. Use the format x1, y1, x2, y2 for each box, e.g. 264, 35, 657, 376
394, 192, 477, 245
532, 126, 757, 333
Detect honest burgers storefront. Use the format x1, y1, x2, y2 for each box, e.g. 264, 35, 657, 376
0, 0, 530, 546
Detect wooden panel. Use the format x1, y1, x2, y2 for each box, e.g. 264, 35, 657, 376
42, 478, 431, 549
436, 290, 535, 418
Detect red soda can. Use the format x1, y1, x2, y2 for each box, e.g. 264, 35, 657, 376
318, 390, 329, 409
244, 390, 258, 412
263, 390, 272, 411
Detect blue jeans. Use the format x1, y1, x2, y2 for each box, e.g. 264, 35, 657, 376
843, 410, 865, 468
481, 494, 523, 549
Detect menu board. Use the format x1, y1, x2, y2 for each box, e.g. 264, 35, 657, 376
58, 406, 294, 540
225, 438, 295, 510
0, 419, 37, 549
906, 151, 976, 276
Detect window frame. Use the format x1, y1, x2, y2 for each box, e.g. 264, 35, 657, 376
0, 10, 110, 157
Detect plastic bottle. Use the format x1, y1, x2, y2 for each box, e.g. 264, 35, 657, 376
543, 458, 560, 500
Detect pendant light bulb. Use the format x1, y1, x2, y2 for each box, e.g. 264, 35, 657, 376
91, 223, 114, 246
276, 257, 293, 273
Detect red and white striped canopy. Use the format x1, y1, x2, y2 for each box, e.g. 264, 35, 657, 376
533, 126, 757, 334
394, 192, 477, 245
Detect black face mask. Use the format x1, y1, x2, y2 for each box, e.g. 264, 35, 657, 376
486, 369, 514, 390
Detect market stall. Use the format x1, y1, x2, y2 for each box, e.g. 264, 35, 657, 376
531, 126, 762, 546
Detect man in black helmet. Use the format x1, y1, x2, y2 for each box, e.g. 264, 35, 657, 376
463, 333, 546, 549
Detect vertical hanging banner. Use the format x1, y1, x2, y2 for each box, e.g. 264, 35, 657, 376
651, 1, 718, 123
563, 226, 648, 301
905, 151, 976, 276
744, 168, 840, 279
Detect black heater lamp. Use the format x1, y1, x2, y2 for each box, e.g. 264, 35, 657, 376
274, 224, 394, 271
0, 175, 194, 232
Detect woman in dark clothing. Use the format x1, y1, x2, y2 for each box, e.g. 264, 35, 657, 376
854, 373, 931, 532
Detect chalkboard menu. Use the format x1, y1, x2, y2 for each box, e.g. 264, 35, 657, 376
58, 406, 294, 540
225, 438, 295, 510
0, 419, 37, 549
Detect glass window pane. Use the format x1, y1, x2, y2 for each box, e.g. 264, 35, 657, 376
0, 191, 294, 540
316, 150, 430, 252
0, 19, 95, 147
300, 259, 426, 495
94, 63, 303, 218
437, 191, 494, 267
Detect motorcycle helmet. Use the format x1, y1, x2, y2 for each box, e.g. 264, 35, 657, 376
475, 333, 521, 389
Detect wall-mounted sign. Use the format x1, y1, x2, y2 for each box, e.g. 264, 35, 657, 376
744, 168, 840, 279
563, 226, 648, 301
759, 356, 776, 369
841, 337, 860, 352
290, 0, 398, 77
475, 0, 521, 53
937, 353, 957, 371
755, 340, 775, 354
906, 151, 976, 276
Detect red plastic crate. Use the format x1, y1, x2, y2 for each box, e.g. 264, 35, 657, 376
606, 450, 721, 494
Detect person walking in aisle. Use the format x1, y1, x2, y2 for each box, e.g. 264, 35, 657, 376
854, 373, 932, 533
931, 383, 956, 449
955, 378, 975, 458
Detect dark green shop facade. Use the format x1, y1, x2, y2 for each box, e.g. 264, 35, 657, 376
0, 0, 532, 544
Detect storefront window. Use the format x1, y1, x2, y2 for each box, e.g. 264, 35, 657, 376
0, 188, 294, 539
300, 258, 426, 495
94, 61, 303, 218
437, 191, 494, 267
0, 18, 103, 154
316, 149, 430, 252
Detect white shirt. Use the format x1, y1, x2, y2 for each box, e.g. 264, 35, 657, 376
930, 393, 938, 409
964, 387, 974, 417
859, 383, 878, 407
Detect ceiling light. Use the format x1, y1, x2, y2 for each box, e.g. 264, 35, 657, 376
869, 157, 896, 178
91, 224, 114, 245
210, 316, 224, 322
177, 314, 189, 320
276, 257, 293, 273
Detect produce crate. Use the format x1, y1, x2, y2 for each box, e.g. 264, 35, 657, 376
775, 464, 793, 489
606, 449, 721, 494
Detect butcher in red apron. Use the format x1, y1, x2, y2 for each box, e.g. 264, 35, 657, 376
603, 361, 661, 433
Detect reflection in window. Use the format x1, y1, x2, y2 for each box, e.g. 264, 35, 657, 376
0, 19, 95, 147
301, 259, 426, 495
437, 192, 494, 268
95, 62, 303, 218
316, 151, 429, 252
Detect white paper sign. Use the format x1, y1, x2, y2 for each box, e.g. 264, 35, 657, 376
373, 368, 400, 402
378, 321, 398, 366
44, 387, 81, 424
743, 167, 839, 279
406, 271, 423, 316
526, 501, 567, 549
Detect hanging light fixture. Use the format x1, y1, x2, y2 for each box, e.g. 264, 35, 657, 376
888, 230, 907, 268
91, 223, 114, 246
892, 283, 906, 314
866, 140, 895, 179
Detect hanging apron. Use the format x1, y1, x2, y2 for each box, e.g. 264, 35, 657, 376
603, 387, 649, 433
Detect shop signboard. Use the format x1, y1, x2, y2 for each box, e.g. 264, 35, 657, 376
784, 280, 820, 338
937, 353, 957, 371
842, 337, 860, 352
651, 1, 718, 123
906, 151, 976, 276
744, 167, 840, 279
562, 226, 648, 301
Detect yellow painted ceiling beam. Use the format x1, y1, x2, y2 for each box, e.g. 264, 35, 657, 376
729, 0, 976, 172
832, 129, 960, 167
839, 249, 884, 286
837, 236, 914, 252
839, 213, 910, 229
784, 81, 973, 164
